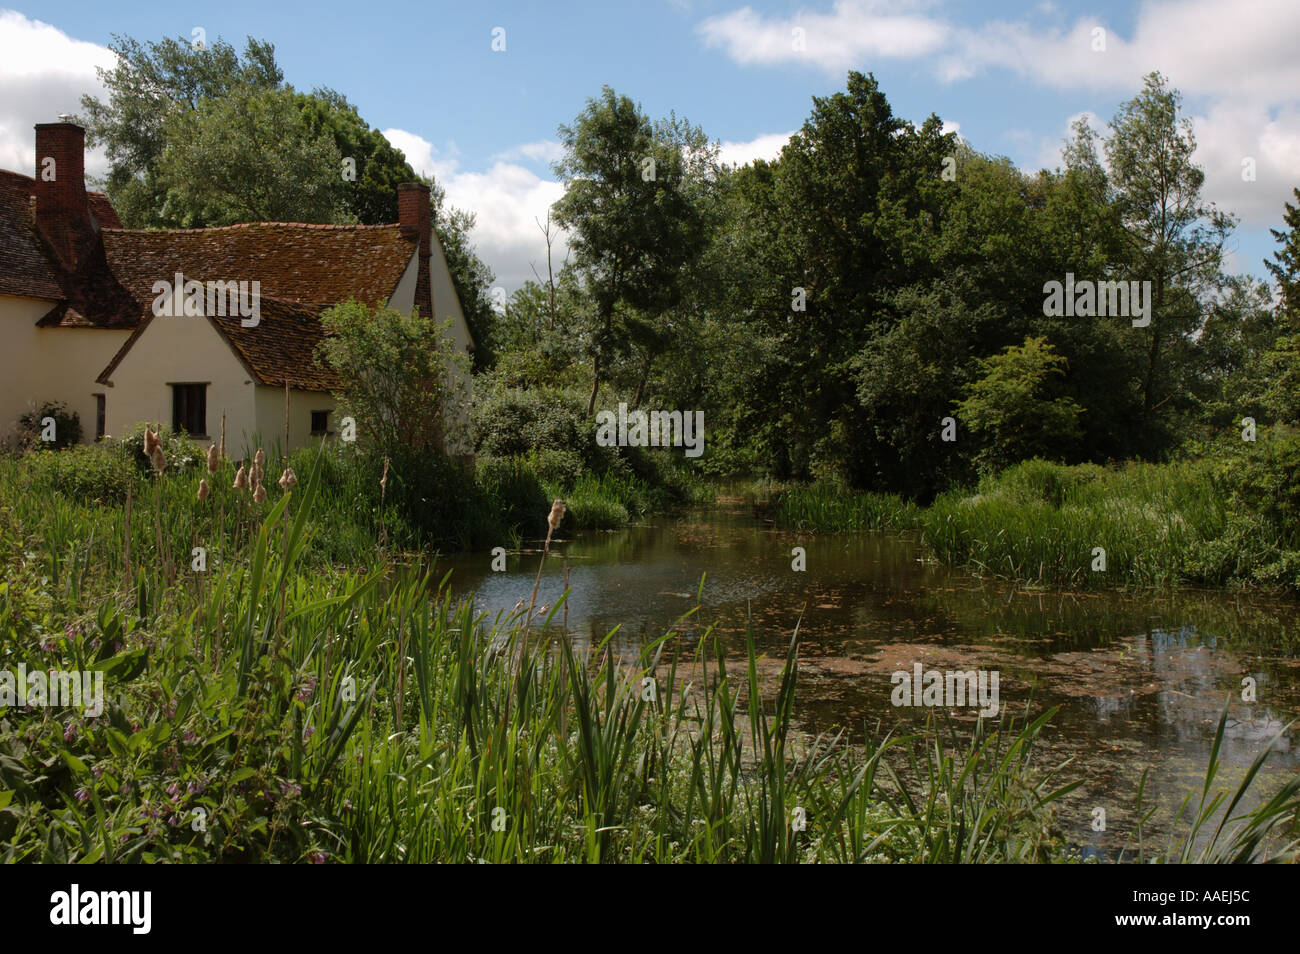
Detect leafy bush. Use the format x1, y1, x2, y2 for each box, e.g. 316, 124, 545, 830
473, 385, 613, 474
352, 444, 491, 550
24, 444, 137, 504
980, 458, 1109, 509
476, 454, 548, 535
106, 422, 206, 476
1222, 425, 1300, 538
17, 401, 81, 450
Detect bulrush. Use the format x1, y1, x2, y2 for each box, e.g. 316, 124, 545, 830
253, 481, 267, 504
198, 478, 210, 501
233, 463, 248, 490
254, 448, 265, 469
548, 499, 566, 531
207, 443, 220, 474
525, 498, 566, 636
278, 467, 297, 490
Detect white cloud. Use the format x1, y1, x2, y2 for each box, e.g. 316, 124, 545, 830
698, 0, 1300, 99
699, 0, 1300, 230
381, 127, 442, 179
718, 130, 794, 167
698, 1, 948, 73
384, 127, 566, 292
955, 0, 1300, 99
0, 11, 114, 180
492, 140, 565, 165
1188, 102, 1300, 227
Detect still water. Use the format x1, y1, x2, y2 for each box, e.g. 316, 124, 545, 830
435, 503, 1300, 857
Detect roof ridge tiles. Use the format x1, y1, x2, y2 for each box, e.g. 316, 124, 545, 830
100, 221, 403, 234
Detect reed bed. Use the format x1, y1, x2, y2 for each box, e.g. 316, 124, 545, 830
1, 450, 1295, 863
767, 459, 1248, 589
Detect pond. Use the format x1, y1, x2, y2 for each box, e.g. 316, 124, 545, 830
434, 501, 1300, 859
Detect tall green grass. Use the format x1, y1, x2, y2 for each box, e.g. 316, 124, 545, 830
2, 449, 1295, 863
920, 459, 1228, 587
768, 481, 921, 533
766, 460, 1254, 589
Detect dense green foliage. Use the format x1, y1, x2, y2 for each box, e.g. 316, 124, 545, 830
483, 70, 1299, 509
768, 441, 1300, 592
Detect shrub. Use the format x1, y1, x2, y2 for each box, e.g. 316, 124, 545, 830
473, 385, 613, 474
16, 401, 81, 450
106, 422, 206, 476
25, 443, 136, 504
476, 455, 548, 535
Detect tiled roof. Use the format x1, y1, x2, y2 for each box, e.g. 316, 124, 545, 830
4, 168, 423, 393
87, 193, 122, 230
0, 170, 62, 300
98, 297, 342, 392
213, 298, 343, 392
102, 223, 415, 308
35, 235, 141, 329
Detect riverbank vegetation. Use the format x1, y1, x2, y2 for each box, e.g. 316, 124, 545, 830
2, 451, 1296, 862
762, 435, 1300, 591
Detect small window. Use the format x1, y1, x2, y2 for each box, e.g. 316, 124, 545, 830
171, 384, 207, 437
94, 394, 105, 440
310, 410, 330, 436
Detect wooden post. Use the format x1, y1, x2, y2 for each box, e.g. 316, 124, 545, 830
283, 380, 290, 460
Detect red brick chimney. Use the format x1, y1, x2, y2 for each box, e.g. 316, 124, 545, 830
397, 182, 431, 258
34, 121, 93, 273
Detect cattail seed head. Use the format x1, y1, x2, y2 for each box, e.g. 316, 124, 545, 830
206, 443, 220, 473
233, 463, 248, 489
254, 448, 265, 469
253, 481, 267, 504
198, 478, 210, 501
279, 467, 297, 490
547, 499, 566, 531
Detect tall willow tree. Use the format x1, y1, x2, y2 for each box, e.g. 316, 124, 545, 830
551, 87, 707, 414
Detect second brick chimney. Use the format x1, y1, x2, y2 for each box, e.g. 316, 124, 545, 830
34, 121, 94, 273
397, 182, 431, 259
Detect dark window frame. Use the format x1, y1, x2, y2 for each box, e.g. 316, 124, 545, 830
93, 393, 105, 441
169, 382, 209, 438
310, 409, 331, 437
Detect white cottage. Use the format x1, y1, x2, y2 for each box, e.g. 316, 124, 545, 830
0, 120, 474, 460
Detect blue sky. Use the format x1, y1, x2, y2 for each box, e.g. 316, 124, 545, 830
3, 1, 1297, 290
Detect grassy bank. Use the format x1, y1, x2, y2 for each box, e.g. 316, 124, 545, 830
3, 446, 1295, 862
765, 447, 1300, 592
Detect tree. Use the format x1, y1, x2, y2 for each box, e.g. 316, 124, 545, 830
1267, 187, 1300, 327
315, 301, 464, 456
156, 85, 350, 226
80, 31, 497, 370
734, 72, 956, 484
552, 87, 708, 414
956, 336, 1084, 474
79, 34, 282, 227
295, 88, 423, 226
1105, 72, 1235, 428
